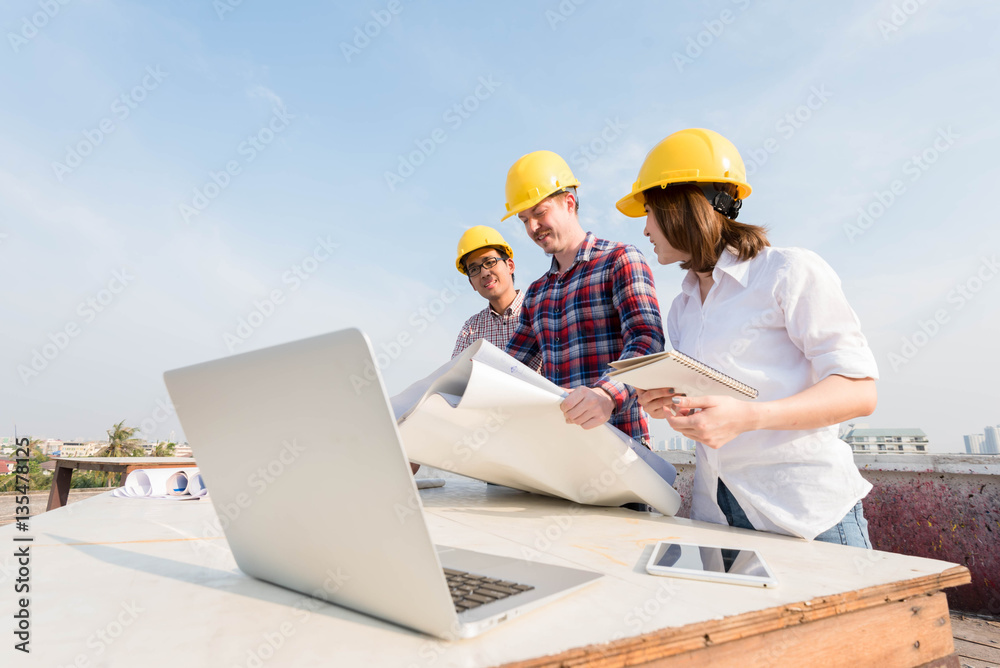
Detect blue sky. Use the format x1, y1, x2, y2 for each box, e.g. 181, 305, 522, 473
2, 0, 998, 452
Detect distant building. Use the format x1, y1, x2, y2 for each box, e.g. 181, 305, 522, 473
667, 435, 697, 451
964, 434, 986, 454
0, 460, 15, 474
842, 427, 928, 454
142, 442, 183, 456
174, 444, 194, 457
61, 442, 101, 457
984, 426, 1000, 455
962, 427, 999, 455
59, 442, 81, 456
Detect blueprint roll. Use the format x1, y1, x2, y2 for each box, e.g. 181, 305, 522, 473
114, 467, 201, 498
394, 340, 682, 515
165, 469, 191, 496
185, 470, 208, 497
121, 469, 156, 496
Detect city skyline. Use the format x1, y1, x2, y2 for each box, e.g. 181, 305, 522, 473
964, 425, 1000, 454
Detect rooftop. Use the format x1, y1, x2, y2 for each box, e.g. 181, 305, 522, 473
843, 427, 928, 438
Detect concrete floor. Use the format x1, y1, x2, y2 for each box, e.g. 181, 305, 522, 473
0, 487, 113, 527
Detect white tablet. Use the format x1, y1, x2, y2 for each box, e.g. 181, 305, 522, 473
645, 541, 778, 588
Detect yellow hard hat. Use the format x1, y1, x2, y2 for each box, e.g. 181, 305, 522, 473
455, 225, 514, 274
501, 150, 580, 221
616, 128, 752, 218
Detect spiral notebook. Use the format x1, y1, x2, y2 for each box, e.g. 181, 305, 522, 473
607, 350, 758, 400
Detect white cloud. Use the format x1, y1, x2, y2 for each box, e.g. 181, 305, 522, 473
248, 84, 286, 111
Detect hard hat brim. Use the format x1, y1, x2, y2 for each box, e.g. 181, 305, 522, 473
500, 192, 549, 222
500, 182, 580, 222
616, 179, 752, 219
616, 192, 646, 218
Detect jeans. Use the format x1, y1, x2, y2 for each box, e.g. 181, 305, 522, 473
716, 479, 872, 548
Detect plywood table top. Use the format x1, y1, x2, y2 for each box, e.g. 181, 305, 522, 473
0, 478, 968, 667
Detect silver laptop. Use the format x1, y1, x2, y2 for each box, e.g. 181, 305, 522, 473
163, 327, 601, 639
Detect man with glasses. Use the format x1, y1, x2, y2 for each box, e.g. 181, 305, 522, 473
410, 225, 538, 475
452, 226, 541, 371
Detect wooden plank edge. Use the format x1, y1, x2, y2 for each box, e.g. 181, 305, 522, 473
950, 615, 1000, 647
643, 592, 956, 668
952, 638, 1000, 663
502, 567, 971, 668
915, 656, 960, 668
57, 461, 197, 473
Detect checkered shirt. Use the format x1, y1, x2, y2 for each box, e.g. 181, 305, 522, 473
453, 290, 542, 371
505, 232, 664, 440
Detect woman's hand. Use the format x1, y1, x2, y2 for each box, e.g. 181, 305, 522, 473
663, 395, 760, 449
640, 376, 876, 450
636, 387, 685, 419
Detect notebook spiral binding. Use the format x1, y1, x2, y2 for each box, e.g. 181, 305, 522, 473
672, 351, 759, 399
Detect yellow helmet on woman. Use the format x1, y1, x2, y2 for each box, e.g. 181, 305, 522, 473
616, 128, 752, 218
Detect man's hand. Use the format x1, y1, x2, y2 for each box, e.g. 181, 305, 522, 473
560, 386, 614, 429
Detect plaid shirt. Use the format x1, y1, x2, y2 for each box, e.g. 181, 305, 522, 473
453, 290, 543, 370
506, 232, 664, 440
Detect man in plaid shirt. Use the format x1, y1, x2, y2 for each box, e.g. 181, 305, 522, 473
501, 151, 665, 443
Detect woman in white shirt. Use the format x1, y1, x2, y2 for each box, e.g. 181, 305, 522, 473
615, 128, 878, 546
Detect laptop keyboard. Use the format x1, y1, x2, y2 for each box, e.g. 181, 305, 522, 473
443, 567, 535, 612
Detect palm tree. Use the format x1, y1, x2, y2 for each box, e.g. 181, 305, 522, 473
152, 441, 176, 457
98, 420, 144, 457
29, 437, 46, 462
97, 420, 145, 485
0, 438, 48, 492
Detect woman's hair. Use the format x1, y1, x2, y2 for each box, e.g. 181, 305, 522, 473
643, 183, 769, 273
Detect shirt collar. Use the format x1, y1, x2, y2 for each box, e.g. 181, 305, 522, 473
681, 246, 751, 296
680, 269, 700, 298
490, 289, 523, 316
547, 231, 597, 276
714, 246, 751, 287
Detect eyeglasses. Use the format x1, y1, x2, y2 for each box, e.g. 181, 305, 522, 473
466, 256, 504, 277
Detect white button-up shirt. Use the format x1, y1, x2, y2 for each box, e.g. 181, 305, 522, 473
667, 246, 878, 540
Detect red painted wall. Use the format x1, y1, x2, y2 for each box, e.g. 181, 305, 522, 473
861, 469, 999, 615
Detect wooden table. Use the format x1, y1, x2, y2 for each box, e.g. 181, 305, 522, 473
45, 457, 197, 510
5, 478, 969, 667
